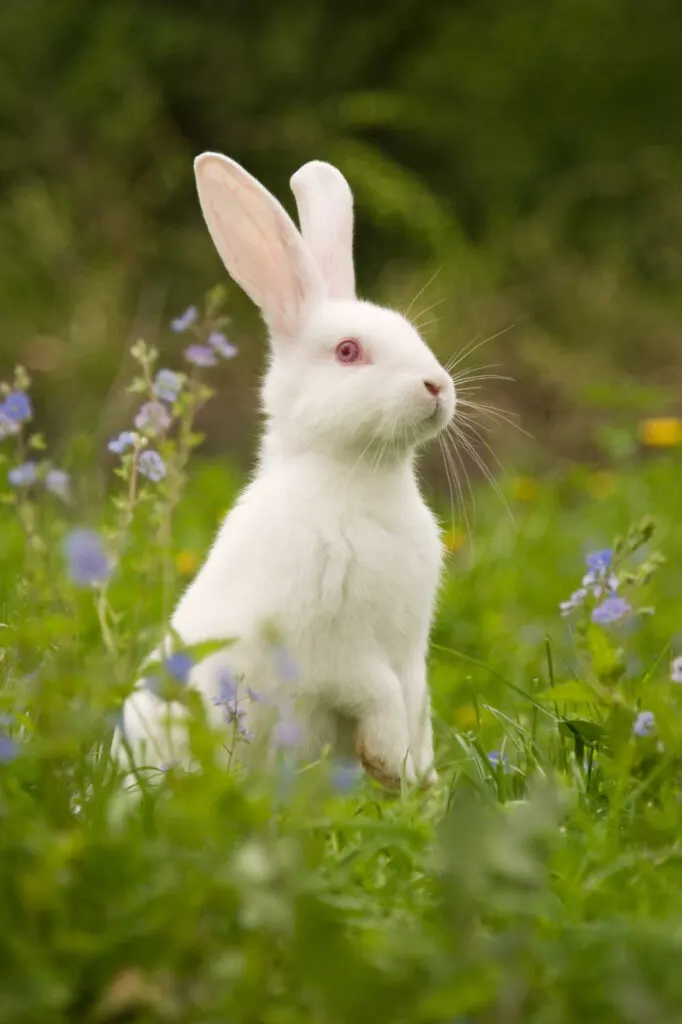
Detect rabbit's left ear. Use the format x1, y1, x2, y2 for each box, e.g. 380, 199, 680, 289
290, 161, 356, 300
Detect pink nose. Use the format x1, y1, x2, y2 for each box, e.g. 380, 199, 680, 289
424, 380, 442, 397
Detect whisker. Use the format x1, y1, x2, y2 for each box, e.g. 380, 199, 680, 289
456, 401, 533, 439
445, 432, 477, 542
450, 425, 516, 528
452, 364, 507, 376
444, 333, 482, 373
412, 296, 449, 329
404, 266, 443, 321
452, 373, 516, 387
453, 417, 510, 482
412, 317, 441, 334
446, 323, 517, 375
438, 436, 458, 537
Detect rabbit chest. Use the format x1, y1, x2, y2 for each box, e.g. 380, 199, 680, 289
173, 462, 443, 670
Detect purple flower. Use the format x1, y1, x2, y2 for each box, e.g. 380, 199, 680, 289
45, 468, 71, 502
560, 587, 588, 617
108, 431, 138, 455
3, 391, 33, 423
247, 686, 261, 703
134, 401, 172, 435
153, 369, 184, 404
208, 331, 239, 359
170, 306, 198, 333
672, 656, 682, 684
586, 549, 613, 574
633, 710, 656, 737
214, 669, 238, 707
138, 450, 166, 482
8, 462, 37, 487
272, 644, 299, 683
273, 711, 302, 749
0, 734, 17, 763
591, 596, 631, 625
213, 671, 251, 740
331, 758, 361, 793
63, 529, 111, 586
184, 344, 217, 368
487, 750, 511, 772
164, 651, 193, 685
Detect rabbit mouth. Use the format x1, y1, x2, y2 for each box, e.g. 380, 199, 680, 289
401, 404, 451, 446
423, 401, 451, 433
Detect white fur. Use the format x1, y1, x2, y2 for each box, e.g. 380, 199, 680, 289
114, 154, 455, 789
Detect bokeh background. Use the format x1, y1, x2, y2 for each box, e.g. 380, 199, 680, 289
2, 0, 682, 479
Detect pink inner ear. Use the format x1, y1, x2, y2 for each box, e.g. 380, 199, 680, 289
198, 159, 321, 340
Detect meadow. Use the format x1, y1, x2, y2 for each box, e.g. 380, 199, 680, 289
2, 293, 682, 1023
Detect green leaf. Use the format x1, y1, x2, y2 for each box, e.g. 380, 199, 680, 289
559, 719, 606, 746
536, 680, 596, 704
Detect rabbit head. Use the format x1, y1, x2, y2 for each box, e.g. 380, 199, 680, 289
194, 153, 455, 461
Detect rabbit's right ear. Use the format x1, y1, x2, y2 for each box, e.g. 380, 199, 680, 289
194, 153, 323, 341
290, 161, 356, 300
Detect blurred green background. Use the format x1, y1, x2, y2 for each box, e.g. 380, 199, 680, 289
2, 0, 682, 475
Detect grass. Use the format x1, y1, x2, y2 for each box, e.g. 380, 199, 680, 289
2, 317, 682, 1021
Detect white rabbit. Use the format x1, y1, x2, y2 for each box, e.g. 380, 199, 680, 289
114, 153, 456, 790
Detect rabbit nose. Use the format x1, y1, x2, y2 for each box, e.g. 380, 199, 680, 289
423, 380, 442, 398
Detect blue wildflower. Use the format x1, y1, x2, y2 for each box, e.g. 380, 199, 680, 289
633, 710, 656, 737
672, 656, 682, 684
138, 450, 166, 482
164, 651, 193, 685
272, 644, 299, 683
8, 462, 38, 487
208, 331, 239, 359
213, 668, 238, 705
213, 670, 251, 740
170, 306, 198, 333
63, 529, 111, 586
487, 750, 512, 773
591, 596, 631, 625
331, 758, 361, 793
3, 391, 33, 423
0, 733, 17, 763
153, 369, 184, 404
134, 401, 171, 435
586, 549, 613, 574
559, 587, 588, 617
184, 344, 218, 368
273, 711, 302, 749
45, 468, 71, 502
108, 431, 138, 455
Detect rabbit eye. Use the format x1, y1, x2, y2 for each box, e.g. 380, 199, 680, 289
335, 338, 363, 364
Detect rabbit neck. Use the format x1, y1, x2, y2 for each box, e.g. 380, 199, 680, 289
257, 427, 418, 491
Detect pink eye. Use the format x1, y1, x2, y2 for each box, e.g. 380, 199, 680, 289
335, 338, 363, 364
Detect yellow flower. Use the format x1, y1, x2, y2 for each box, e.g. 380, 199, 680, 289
586, 471, 615, 500
176, 550, 199, 577
453, 705, 478, 729
638, 417, 682, 447
443, 526, 466, 553
509, 476, 540, 502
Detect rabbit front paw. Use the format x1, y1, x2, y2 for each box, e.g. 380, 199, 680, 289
354, 730, 416, 791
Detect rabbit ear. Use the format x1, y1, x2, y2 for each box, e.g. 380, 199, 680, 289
194, 153, 323, 340
289, 161, 356, 300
